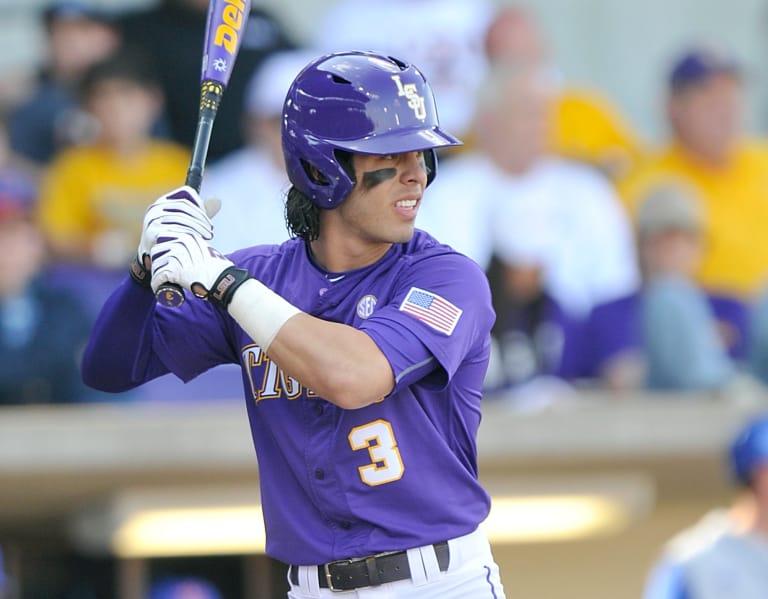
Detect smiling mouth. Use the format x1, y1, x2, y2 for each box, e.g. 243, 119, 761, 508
395, 198, 418, 209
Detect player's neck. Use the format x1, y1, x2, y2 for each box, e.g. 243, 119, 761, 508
309, 233, 392, 273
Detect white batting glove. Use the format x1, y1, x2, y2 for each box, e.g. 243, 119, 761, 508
131, 185, 221, 288
150, 231, 251, 308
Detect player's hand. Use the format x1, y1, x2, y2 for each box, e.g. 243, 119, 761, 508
137, 185, 221, 271
150, 231, 249, 307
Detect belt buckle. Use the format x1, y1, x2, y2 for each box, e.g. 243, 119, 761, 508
323, 558, 351, 592
323, 550, 403, 591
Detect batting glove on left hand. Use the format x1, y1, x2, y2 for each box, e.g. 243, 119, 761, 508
150, 232, 251, 308
131, 185, 221, 288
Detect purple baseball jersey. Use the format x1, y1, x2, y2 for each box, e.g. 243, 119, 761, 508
83, 229, 495, 565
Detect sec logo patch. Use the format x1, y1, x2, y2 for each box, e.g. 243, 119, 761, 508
356, 294, 378, 319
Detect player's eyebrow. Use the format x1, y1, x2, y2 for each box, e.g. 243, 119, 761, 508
362, 168, 397, 189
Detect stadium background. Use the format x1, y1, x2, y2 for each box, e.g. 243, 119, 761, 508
1, 0, 768, 597
3, 0, 768, 141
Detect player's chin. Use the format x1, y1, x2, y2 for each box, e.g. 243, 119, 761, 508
388, 221, 417, 244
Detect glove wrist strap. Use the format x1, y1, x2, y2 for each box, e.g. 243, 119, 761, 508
207, 266, 252, 308
129, 255, 152, 289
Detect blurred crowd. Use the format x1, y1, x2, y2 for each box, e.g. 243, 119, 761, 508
1, 0, 768, 411
2, 1, 768, 597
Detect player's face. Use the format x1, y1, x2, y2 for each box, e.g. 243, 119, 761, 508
669, 74, 742, 162
334, 151, 429, 246
753, 464, 768, 505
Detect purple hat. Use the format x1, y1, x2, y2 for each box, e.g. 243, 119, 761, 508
282, 51, 462, 209
0, 170, 36, 221
669, 46, 740, 92
43, 0, 114, 27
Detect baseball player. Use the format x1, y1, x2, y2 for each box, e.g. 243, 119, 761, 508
643, 413, 768, 599
82, 51, 506, 598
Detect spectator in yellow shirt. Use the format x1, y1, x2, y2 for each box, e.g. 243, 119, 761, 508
36, 49, 189, 268
619, 46, 768, 300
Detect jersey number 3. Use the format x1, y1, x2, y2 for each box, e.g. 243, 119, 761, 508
348, 419, 404, 486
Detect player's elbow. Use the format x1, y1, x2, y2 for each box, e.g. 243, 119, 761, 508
80, 348, 105, 390
80, 360, 120, 393
320, 368, 393, 410
326, 389, 378, 410
80, 345, 135, 393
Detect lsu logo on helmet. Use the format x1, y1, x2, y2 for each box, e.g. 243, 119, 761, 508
392, 74, 427, 121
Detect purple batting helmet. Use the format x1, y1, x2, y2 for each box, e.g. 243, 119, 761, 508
281, 50, 462, 209
730, 413, 768, 485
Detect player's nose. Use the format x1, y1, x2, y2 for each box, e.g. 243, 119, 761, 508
399, 151, 428, 187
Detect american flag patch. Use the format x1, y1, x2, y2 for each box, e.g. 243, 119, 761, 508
399, 287, 463, 335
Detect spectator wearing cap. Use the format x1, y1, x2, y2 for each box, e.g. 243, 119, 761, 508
643, 412, 768, 599
583, 180, 748, 392
618, 44, 768, 302
7, 0, 121, 165
0, 170, 102, 404
201, 50, 315, 253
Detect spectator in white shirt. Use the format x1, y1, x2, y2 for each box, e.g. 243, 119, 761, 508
422, 62, 639, 318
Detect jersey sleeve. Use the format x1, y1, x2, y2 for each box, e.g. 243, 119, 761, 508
82, 277, 170, 392
82, 277, 240, 391
152, 290, 241, 382
360, 252, 494, 392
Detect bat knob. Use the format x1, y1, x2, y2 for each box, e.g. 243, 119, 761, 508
155, 283, 185, 308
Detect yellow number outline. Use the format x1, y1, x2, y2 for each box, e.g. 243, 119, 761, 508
348, 419, 404, 486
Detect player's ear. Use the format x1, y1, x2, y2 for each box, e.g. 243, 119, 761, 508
334, 150, 356, 185
303, 162, 329, 185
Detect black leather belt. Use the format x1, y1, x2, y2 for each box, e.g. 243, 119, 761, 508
289, 541, 450, 592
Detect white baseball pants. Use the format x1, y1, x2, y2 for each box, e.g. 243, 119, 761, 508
286, 527, 506, 599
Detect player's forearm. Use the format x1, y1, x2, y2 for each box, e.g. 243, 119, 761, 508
81, 277, 169, 392
227, 279, 394, 408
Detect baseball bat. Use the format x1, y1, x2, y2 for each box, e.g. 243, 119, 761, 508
155, 0, 252, 307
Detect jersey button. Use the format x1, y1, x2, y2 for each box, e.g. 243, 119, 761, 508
339, 521, 352, 530
315, 403, 324, 416
314, 468, 325, 480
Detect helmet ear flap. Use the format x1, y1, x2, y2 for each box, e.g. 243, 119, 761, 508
425, 149, 437, 187
284, 133, 355, 209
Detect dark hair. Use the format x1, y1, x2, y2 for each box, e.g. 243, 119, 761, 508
285, 186, 320, 241
78, 49, 160, 100
284, 151, 356, 241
